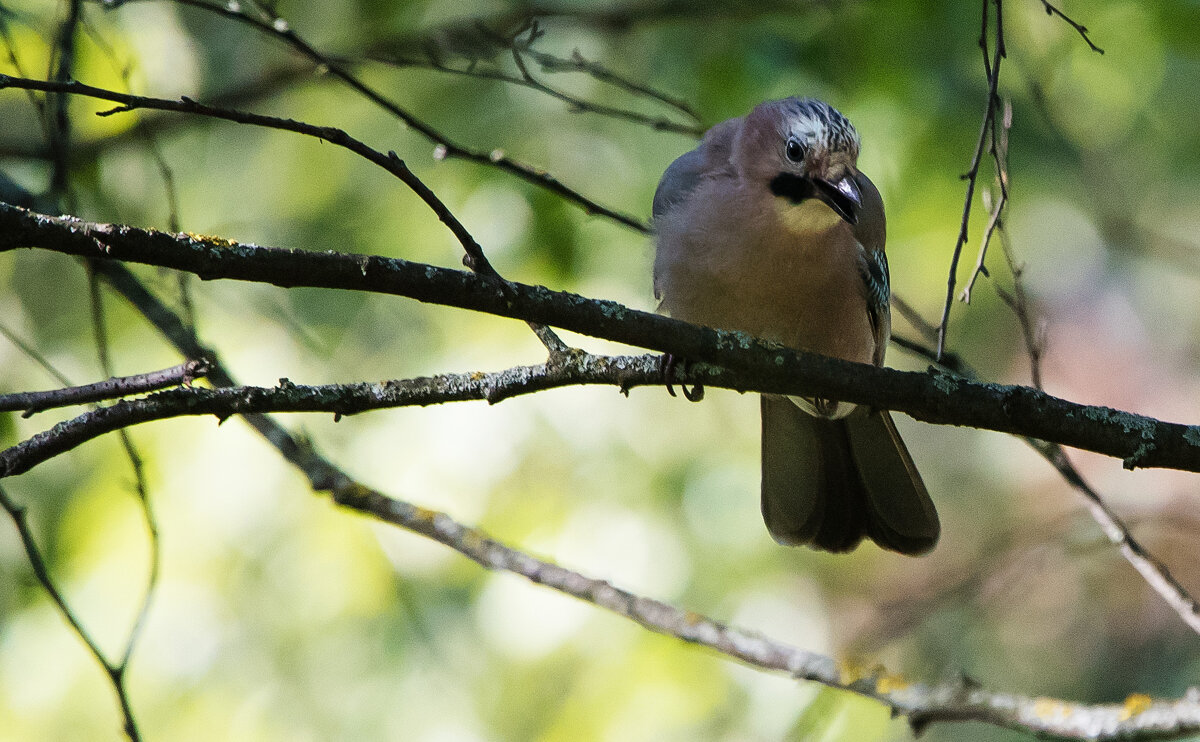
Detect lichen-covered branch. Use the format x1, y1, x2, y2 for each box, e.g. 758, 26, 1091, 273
2, 202, 1200, 472
339, 480, 1200, 741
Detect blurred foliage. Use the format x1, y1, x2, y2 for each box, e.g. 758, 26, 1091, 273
2, 1, 1200, 741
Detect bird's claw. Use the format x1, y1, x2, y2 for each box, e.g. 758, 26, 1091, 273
660, 353, 704, 402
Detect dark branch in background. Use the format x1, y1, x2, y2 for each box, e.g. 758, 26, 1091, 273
103, 0, 649, 232
936, 0, 1101, 359
1036, 0, 1104, 53
84, 268, 164, 674
960, 98, 1010, 304
0, 485, 143, 742
367, 20, 703, 138
895, 96, 1200, 636
936, 0, 1005, 360
47, 0, 82, 198
0, 359, 208, 416
4, 203, 1200, 472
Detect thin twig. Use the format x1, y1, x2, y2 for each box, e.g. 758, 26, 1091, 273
977, 135, 1200, 637
85, 271, 163, 672
936, 0, 1005, 360
0, 359, 208, 415
0, 322, 75, 388
0, 483, 143, 741
367, 20, 702, 138
1036, 0, 1104, 54
961, 99, 1012, 304
526, 46, 700, 123
109, 0, 649, 232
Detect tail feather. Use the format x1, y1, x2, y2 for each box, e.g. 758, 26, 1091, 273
760, 396, 938, 556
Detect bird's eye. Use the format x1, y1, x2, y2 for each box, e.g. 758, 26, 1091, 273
785, 138, 807, 163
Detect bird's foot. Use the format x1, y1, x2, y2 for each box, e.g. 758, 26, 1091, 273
659, 353, 705, 402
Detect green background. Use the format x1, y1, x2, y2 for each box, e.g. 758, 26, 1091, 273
2, 1, 1200, 740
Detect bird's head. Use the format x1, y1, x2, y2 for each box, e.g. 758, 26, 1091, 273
735, 97, 864, 226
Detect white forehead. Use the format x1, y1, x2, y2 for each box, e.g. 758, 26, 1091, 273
780, 98, 861, 154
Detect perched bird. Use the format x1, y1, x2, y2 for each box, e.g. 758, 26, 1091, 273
652, 97, 939, 555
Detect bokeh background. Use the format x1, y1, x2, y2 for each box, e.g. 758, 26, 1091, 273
2, 1, 1200, 740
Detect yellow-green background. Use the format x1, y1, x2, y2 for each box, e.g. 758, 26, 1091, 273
2, 1, 1199, 740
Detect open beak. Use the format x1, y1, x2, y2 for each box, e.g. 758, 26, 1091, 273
812, 175, 862, 226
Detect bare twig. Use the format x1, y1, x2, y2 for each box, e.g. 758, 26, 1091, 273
368, 20, 703, 138
0, 484, 143, 741
961, 99, 1012, 304
84, 271, 163, 671
0, 322, 74, 388
936, 0, 1005, 360
974, 128, 1200, 637
0, 359, 208, 415
524, 45, 700, 123
1036, 0, 1104, 54
105, 0, 649, 232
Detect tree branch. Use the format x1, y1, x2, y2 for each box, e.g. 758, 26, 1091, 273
0, 483, 143, 742
0, 359, 209, 416
103, 0, 649, 232
7, 351, 1200, 739
2, 203, 1199, 471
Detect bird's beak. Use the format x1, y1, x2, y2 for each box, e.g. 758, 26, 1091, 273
812, 175, 862, 226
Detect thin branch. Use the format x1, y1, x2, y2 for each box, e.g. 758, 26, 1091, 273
338, 482, 1200, 741
84, 272, 163, 671
104, 0, 649, 232
7, 383, 1200, 738
0, 321, 75, 388
0, 359, 208, 415
367, 20, 703, 137
961, 99, 1012, 304
0, 74, 492, 252
936, 0, 1005, 359
524, 45, 700, 123
0, 484, 142, 741
1037, 0, 1104, 54
0, 71, 562, 356
974, 133, 1200, 638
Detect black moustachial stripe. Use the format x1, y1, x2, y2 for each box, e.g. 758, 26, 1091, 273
769, 172, 816, 205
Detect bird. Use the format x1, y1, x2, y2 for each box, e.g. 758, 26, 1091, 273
651, 96, 939, 556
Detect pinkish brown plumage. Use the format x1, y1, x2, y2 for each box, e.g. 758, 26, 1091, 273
653, 97, 938, 555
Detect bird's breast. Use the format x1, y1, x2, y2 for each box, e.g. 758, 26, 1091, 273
654, 187, 876, 365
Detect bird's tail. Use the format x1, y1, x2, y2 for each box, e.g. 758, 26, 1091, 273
760, 395, 939, 555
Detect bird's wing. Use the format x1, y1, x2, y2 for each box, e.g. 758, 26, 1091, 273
652, 146, 706, 220
651, 117, 740, 221
851, 170, 891, 366
860, 248, 891, 366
